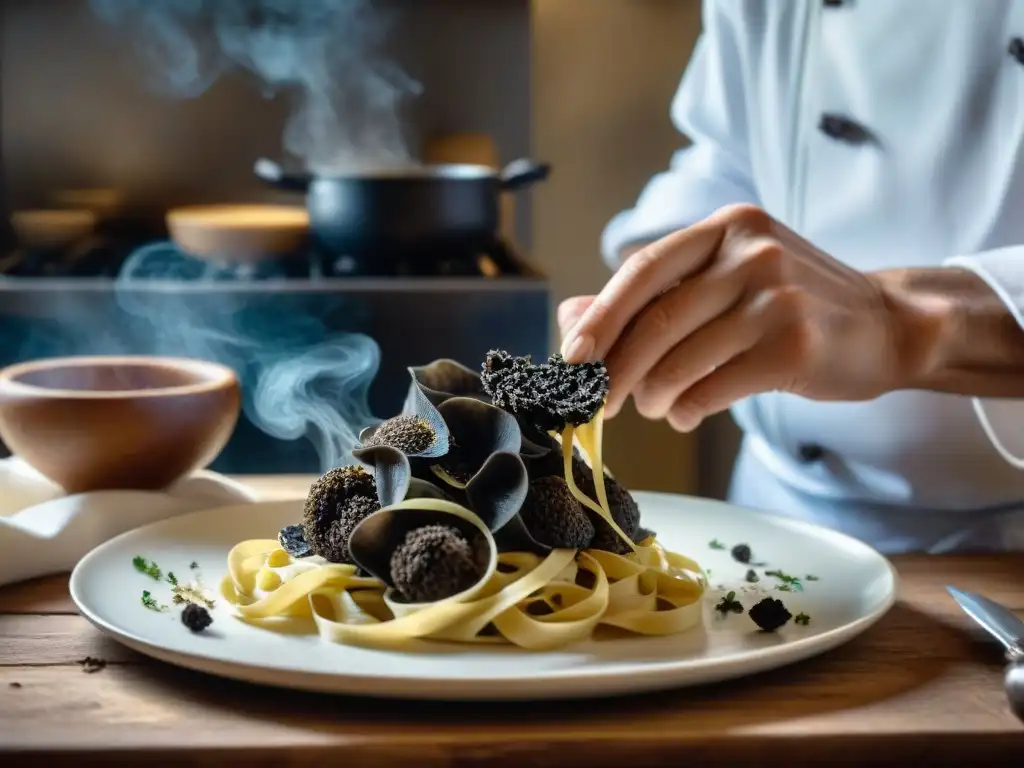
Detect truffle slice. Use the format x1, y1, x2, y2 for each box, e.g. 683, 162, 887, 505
389, 524, 484, 603
351, 444, 413, 508
464, 450, 530, 534
431, 397, 522, 488
481, 350, 610, 432
408, 359, 489, 407
348, 499, 497, 596
302, 466, 380, 564
277, 524, 313, 558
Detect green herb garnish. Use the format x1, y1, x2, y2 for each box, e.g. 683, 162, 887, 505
714, 590, 744, 615
795, 612, 811, 626
765, 569, 803, 592
709, 539, 726, 550
190, 561, 199, 570
132, 556, 162, 581
745, 569, 760, 583
141, 590, 168, 612
166, 572, 178, 586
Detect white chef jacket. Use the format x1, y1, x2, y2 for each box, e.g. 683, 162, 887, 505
601, 0, 1024, 554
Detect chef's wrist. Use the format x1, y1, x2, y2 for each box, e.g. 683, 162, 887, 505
868, 266, 1024, 396
868, 268, 954, 392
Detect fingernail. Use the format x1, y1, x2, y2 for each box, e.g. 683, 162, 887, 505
561, 331, 594, 363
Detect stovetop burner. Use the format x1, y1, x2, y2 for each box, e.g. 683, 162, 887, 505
0, 233, 533, 280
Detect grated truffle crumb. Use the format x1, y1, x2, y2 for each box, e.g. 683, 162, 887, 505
363, 415, 436, 455
749, 597, 793, 632
519, 476, 595, 549
481, 350, 609, 432
390, 524, 483, 603
181, 602, 213, 633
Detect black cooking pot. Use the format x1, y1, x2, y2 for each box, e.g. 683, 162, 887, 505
254, 157, 550, 254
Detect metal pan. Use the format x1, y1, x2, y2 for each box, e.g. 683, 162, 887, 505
254, 157, 550, 254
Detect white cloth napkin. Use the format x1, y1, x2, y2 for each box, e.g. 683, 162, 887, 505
0, 457, 258, 586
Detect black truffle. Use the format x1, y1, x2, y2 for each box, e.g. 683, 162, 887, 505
389, 524, 484, 603
303, 466, 376, 537
363, 415, 436, 455
181, 603, 213, 633
731, 543, 752, 564
573, 462, 642, 553
749, 597, 793, 632
519, 476, 595, 549
526, 437, 581, 481
303, 467, 381, 564
481, 350, 609, 432
314, 495, 381, 564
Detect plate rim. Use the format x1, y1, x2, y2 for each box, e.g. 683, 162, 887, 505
68, 491, 899, 700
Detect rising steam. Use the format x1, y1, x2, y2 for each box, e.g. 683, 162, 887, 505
115, 244, 381, 471
84, 0, 411, 470
90, 0, 421, 173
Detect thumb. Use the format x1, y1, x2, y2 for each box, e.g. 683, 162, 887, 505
557, 295, 596, 339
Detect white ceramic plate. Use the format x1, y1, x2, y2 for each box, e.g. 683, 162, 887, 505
69, 492, 897, 701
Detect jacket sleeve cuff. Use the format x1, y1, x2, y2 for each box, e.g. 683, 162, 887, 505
944, 249, 1024, 468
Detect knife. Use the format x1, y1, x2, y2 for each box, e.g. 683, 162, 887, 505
947, 586, 1024, 719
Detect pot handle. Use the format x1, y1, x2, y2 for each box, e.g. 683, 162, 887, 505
499, 158, 551, 191
253, 158, 313, 193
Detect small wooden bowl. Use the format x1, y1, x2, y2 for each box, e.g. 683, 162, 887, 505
0, 356, 241, 494
166, 204, 310, 262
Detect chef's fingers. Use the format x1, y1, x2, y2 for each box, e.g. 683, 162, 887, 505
630, 297, 765, 421
560, 220, 725, 364
557, 295, 596, 338
666, 345, 789, 433
602, 262, 747, 418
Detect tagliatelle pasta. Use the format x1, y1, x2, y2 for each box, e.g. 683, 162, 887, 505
220, 408, 706, 651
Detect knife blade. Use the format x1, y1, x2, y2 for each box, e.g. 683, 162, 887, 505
946, 587, 1024, 654
946, 586, 1024, 720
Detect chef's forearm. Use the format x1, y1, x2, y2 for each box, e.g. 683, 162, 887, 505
873, 267, 1024, 397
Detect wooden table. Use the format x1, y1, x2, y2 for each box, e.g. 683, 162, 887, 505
2, 476, 1023, 766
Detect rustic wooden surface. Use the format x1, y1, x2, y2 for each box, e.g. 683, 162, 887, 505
1, 475, 1023, 766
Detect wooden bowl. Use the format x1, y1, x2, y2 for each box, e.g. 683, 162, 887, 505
166, 204, 310, 262
0, 356, 241, 494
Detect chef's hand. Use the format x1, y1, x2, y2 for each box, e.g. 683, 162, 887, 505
559, 204, 917, 432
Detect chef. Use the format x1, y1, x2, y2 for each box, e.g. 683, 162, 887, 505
559, 0, 1024, 554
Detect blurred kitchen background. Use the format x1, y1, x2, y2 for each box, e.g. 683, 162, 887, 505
0, 0, 740, 499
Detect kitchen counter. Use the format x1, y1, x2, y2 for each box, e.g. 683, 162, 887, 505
1, 475, 1022, 766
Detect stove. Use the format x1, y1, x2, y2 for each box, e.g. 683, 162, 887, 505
0, 233, 551, 475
